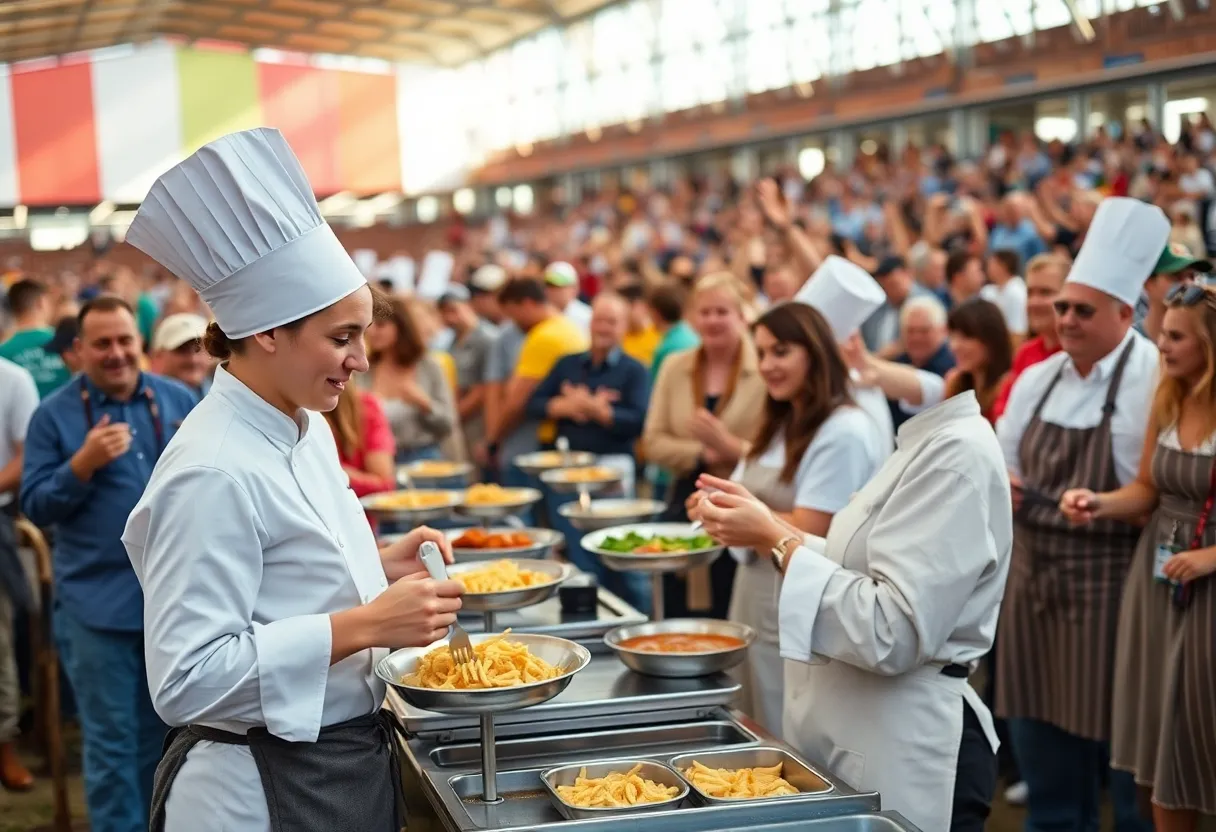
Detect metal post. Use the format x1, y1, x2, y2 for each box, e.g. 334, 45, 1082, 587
1147, 80, 1167, 134
651, 572, 665, 621
480, 713, 500, 803
483, 610, 497, 634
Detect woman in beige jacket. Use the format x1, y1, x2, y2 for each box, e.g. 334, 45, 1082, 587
642, 271, 766, 619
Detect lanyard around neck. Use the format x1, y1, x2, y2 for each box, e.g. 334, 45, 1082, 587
80, 376, 165, 452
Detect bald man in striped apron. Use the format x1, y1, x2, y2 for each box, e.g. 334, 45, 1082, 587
994, 198, 1166, 832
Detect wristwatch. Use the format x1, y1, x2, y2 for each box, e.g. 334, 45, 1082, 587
770, 535, 801, 574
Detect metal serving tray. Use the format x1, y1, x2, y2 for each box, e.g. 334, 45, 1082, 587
541, 759, 689, 820
429, 720, 757, 768
668, 746, 832, 805
432, 763, 882, 832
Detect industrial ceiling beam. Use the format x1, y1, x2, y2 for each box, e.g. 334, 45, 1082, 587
1060, 0, 1096, 42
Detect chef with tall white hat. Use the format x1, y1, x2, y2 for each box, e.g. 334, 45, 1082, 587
792, 255, 895, 457
121, 128, 465, 832
993, 197, 1165, 831
690, 256, 1014, 830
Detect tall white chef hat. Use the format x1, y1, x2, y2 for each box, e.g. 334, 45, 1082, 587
126, 128, 367, 340
793, 255, 887, 342
1065, 197, 1170, 307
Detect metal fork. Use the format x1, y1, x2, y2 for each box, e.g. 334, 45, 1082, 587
418, 541, 476, 667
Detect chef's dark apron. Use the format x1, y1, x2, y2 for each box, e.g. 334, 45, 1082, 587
995, 339, 1140, 743
149, 711, 405, 832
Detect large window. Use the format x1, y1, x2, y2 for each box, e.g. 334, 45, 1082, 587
444, 0, 1170, 155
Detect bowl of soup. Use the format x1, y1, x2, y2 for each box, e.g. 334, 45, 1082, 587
605, 619, 755, 678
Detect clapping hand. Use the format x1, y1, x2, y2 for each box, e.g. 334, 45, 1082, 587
1059, 488, 1100, 525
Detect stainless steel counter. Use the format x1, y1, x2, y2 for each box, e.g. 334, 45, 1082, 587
394, 705, 885, 832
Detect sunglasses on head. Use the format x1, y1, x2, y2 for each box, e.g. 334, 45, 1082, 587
1052, 300, 1097, 320
1165, 282, 1208, 307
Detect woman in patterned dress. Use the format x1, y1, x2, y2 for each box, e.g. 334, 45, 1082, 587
1061, 282, 1216, 831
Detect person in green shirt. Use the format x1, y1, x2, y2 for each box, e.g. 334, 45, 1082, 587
647, 281, 700, 378
0, 279, 71, 397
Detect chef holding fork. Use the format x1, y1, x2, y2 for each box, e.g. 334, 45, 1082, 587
121, 128, 464, 832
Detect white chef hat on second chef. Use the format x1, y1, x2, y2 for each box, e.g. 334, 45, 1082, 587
793, 255, 886, 342
126, 128, 367, 340
1065, 197, 1170, 307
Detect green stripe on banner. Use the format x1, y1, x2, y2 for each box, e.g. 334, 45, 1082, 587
176, 48, 262, 155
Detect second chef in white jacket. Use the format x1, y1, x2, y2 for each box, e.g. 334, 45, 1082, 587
121, 129, 464, 832
695, 379, 1013, 830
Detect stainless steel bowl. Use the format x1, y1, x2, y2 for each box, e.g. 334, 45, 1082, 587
444, 526, 563, 561
456, 487, 544, 520
514, 450, 597, 476
376, 633, 590, 715
580, 522, 724, 573
397, 460, 474, 486
605, 619, 755, 678
539, 466, 623, 495
558, 498, 667, 531
541, 758, 689, 820
360, 490, 463, 524
446, 559, 571, 612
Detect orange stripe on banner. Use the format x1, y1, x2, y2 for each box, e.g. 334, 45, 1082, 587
336, 70, 402, 195
11, 62, 101, 206
257, 63, 342, 197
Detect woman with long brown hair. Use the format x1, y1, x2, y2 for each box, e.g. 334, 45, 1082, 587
690, 301, 885, 734
1061, 282, 1216, 831
322, 381, 396, 498
642, 271, 766, 619
943, 298, 1014, 424
364, 296, 456, 464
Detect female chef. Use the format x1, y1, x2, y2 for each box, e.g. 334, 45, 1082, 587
694, 380, 1013, 831
688, 300, 885, 735
120, 128, 464, 832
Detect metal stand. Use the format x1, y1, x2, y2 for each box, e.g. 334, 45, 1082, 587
479, 713, 501, 803
650, 572, 665, 621
483, 610, 497, 633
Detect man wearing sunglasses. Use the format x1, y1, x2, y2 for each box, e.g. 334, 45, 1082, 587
994, 197, 1168, 832
1133, 241, 1213, 342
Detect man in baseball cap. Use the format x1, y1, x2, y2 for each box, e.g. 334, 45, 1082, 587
468, 264, 507, 325
543, 261, 591, 335
150, 313, 213, 396
1135, 241, 1214, 341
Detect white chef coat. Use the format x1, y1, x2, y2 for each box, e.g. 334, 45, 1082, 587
996, 328, 1159, 485
726, 407, 886, 734
980, 277, 1029, 336
778, 391, 1012, 832
122, 365, 390, 831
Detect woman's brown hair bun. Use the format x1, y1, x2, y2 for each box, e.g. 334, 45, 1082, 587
203, 321, 237, 360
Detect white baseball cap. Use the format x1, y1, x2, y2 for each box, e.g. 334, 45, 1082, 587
470, 264, 507, 293
152, 313, 208, 352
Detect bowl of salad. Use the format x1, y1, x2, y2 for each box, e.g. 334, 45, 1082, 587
579, 523, 725, 573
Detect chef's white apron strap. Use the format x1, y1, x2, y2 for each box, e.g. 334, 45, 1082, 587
952, 684, 1000, 832
149, 712, 405, 832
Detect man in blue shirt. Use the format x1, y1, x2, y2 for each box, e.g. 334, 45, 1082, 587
21, 295, 197, 832
527, 293, 651, 612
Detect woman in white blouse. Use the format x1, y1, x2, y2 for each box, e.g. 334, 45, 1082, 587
121, 129, 464, 832
694, 386, 1013, 831
688, 302, 885, 735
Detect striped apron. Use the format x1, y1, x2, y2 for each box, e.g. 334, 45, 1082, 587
995, 339, 1140, 743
